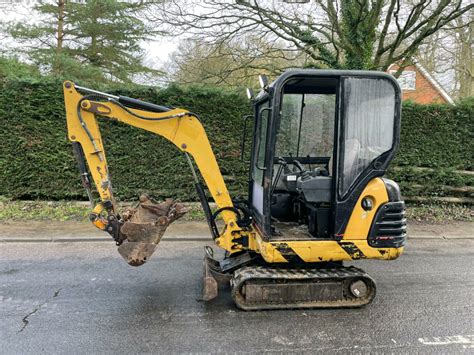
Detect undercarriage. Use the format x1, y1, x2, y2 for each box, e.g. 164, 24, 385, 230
203, 248, 376, 311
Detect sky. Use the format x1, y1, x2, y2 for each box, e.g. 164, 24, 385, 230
142, 39, 178, 71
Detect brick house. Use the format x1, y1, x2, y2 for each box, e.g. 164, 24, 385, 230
388, 62, 454, 105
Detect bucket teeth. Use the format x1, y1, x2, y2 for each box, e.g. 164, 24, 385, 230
117, 195, 187, 266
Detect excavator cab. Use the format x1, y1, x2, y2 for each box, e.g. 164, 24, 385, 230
248, 70, 402, 246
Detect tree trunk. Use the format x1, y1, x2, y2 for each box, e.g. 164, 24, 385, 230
53, 0, 65, 74
457, 20, 473, 98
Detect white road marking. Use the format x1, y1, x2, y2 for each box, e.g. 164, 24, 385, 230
418, 335, 474, 346
272, 335, 294, 346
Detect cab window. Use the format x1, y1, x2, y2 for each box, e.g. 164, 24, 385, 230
340, 77, 396, 198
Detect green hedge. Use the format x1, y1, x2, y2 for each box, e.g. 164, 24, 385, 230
0, 79, 472, 201
388, 100, 473, 198
0, 79, 250, 201
387, 168, 473, 198
393, 101, 473, 170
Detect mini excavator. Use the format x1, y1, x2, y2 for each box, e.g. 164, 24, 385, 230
64, 69, 407, 310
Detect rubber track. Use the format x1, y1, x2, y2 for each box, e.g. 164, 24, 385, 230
231, 266, 376, 311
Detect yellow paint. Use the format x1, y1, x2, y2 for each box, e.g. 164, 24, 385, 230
253, 235, 403, 263
90, 203, 107, 230
344, 178, 389, 240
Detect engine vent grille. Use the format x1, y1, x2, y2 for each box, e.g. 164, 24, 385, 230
368, 201, 407, 248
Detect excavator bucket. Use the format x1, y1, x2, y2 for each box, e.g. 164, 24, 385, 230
117, 195, 187, 266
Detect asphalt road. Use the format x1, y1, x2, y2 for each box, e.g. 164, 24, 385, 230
1, 239, 473, 353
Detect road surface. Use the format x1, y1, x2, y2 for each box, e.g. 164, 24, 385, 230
1, 238, 473, 353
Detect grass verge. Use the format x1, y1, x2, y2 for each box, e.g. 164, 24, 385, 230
0, 197, 208, 222
405, 202, 473, 223
0, 197, 472, 224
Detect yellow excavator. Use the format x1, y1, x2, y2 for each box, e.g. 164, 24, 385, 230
63, 69, 407, 310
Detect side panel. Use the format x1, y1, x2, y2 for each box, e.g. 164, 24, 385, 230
342, 178, 389, 239
253, 238, 403, 264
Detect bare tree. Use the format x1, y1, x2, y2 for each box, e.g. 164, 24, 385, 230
165, 36, 305, 87
417, 10, 473, 98
453, 14, 473, 98
149, 0, 473, 77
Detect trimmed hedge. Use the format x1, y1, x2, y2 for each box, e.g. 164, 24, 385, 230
393, 101, 473, 170
388, 168, 473, 198
0, 79, 472, 201
0, 79, 250, 201
388, 100, 473, 198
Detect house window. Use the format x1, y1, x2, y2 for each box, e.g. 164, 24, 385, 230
390, 70, 416, 90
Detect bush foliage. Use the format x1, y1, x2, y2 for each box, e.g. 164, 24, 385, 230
0, 78, 250, 200
393, 101, 473, 170
0, 79, 472, 201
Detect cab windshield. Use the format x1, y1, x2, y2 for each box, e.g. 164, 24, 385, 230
276, 93, 336, 161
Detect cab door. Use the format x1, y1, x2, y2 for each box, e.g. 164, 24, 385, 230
334, 75, 401, 237
249, 98, 271, 234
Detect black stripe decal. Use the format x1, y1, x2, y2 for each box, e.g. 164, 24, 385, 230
338, 242, 367, 260
273, 243, 305, 264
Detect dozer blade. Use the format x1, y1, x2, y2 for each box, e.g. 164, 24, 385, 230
117, 195, 186, 266
199, 247, 233, 301
202, 257, 219, 301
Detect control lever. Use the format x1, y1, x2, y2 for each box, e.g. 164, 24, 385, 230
271, 157, 287, 195
293, 159, 311, 180
293, 159, 306, 172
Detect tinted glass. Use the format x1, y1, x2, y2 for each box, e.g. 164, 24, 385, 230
252, 101, 270, 185
340, 77, 396, 197
276, 93, 335, 158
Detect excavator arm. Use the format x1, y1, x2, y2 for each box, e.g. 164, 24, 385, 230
63, 81, 247, 265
